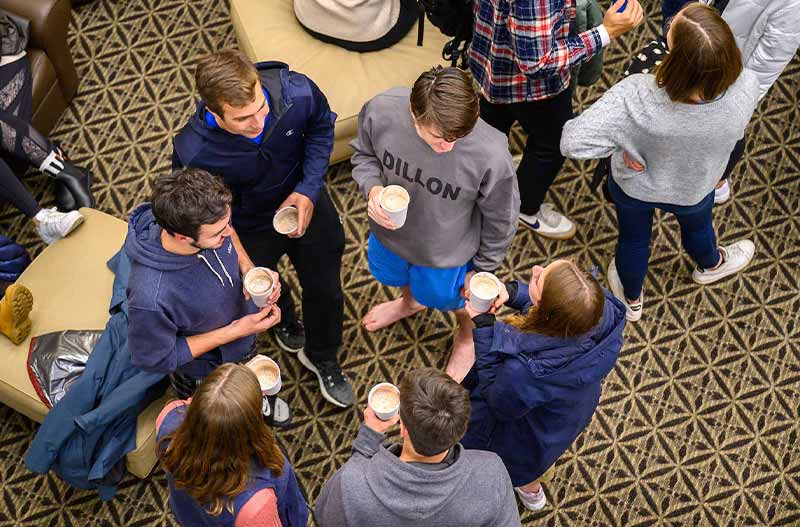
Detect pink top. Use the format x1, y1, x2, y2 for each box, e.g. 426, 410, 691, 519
156, 400, 283, 527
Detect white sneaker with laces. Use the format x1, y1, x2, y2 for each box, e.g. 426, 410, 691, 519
515, 486, 547, 511
714, 180, 731, 204
34, 208, 84, 245
519, 203, 576, 240
607, 258, 643, 322
692, 240, 755, 285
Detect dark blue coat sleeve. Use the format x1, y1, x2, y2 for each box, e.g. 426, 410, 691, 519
506, 280, 533, 312
294, 77, 335, 203
128, 306, 194, 374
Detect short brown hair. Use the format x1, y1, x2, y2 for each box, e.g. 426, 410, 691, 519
158, 364, 284, 516
656, 3, 742, 103
151, 167, 232, 239
195, 49, 259, 117
410, 66, 479, 142
508, 261, 605, 338
398, 368, 471, 456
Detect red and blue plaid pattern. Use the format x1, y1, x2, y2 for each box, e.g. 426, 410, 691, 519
468, 0, 604, 103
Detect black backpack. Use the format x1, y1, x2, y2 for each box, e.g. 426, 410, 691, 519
416, 0, 473, 68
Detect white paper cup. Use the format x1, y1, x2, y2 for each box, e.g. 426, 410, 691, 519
273, 206, 299, 235
244, 267, 275, 308
469, 272, 502, 313
246, 355, 282, 396
368, 382, 401, 421
379, 185, 410, 229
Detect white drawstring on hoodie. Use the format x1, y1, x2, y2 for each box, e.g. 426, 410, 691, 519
196, 249, 234, 287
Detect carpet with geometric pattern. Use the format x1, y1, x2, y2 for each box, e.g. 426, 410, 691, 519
0, 1, 798, 525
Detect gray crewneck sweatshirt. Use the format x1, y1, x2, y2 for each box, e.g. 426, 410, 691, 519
560, 71, 760, 206
351, 87, 520, 271
314, 424, 521, 527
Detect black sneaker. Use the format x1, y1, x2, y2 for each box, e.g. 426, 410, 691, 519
262, 395, 292, 429
297, 350, 355, 408
271, 320, 305, 353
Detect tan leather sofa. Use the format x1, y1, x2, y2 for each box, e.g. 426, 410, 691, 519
0, 0, 78, 135
0, 208, 169, 479
231, 0, 450, 164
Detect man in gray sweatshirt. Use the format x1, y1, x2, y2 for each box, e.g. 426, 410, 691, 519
351, 67, 520, 382
314, 368, 521, 527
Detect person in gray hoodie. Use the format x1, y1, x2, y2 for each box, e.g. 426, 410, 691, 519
351, 66, 520, 382
314, 368, 520, 527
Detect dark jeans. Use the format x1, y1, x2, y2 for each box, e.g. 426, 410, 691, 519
608, 177, 720, 300
479, 88, 574, 215
238, 189, 345, 363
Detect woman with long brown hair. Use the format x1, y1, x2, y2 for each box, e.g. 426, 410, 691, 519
459, 260, 627, 511
561, 3, 759, 323
156, 363, 308, 526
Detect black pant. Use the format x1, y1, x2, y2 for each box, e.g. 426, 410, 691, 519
479, 88, 574, 215
238, 189, 345, 363
0, 57, 54, 218
721, 136, 746, 182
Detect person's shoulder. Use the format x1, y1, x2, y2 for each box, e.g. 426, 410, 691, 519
737, 68, 761, 95
156, 399, 189, 437
368, 87, 411, 112
127, 266, 169, 311
460, 445, 508, 471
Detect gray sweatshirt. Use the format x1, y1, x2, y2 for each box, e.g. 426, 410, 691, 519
314, 424, 521, 527
351, 87, 520, 271
560, 71, 760, 206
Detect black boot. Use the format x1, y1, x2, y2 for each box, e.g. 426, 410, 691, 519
53, 161, 94, 212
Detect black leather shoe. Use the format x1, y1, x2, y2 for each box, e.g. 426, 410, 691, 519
54, 161, 94, 211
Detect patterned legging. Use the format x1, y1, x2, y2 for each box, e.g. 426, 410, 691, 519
0, 56, 56, 218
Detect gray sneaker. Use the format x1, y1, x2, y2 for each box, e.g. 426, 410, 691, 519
262, 395, 292, 429
297, 350, 355, 408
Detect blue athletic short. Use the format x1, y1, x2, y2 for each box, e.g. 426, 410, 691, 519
367, 233, 468, 311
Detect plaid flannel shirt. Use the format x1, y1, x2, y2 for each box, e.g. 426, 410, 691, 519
469, 0, 608, 103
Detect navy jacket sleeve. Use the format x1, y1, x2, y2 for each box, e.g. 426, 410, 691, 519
295, 77, 335, 203
506, 280, 532, 311
128, 305, 194, 373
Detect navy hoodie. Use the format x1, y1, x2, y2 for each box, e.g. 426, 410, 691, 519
172, 61, 336, 233
124, 204, 257, 380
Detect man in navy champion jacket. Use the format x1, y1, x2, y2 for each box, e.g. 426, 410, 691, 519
172, 50, 353, 408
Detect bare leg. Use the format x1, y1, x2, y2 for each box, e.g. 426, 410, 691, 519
362, 286, 425, 332
519, 480, 542, 493
445, 309, 475, 382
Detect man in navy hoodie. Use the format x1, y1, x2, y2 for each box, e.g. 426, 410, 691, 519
171, 50, 354, 408
125, 168, 291, 425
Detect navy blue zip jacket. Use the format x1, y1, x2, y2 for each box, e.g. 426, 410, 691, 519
461, 282, 626, 486
25, 250, 165, 500
124, 204, 257, 380
172, 61, 336, 233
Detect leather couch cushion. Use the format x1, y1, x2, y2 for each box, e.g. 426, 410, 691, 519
0, 208, 166, 479
231, 0, 450, 164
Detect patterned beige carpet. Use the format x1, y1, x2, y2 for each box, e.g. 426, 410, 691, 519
1, 1, 798, 525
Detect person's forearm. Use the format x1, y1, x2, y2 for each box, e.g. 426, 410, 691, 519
230, 228, 254, 272
186, 324, 242, 358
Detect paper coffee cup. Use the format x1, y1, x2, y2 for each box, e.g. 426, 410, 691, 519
244, 267, 275, 308
368, 382, 401, 421
469, 272, 502, 313
273, 206, 299, 235
246, 355, 282, 396
379, 185, 410, 229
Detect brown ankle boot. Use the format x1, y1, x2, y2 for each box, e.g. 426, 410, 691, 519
0, 284, 33, 344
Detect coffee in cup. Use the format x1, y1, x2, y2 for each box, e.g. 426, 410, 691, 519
273, 206, 299, 235
245, 355, 282, 396
368, 382, 401, 421
469, 272, 501, 313
378, 185, 410, 228
244, 267, 275, 308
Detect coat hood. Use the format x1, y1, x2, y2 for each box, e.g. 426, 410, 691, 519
495, 291, 626, 389
124, 204, 200, 271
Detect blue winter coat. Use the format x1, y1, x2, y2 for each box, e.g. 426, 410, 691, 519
24, 250, 166, 500
172, 61, 336, 233
460, 281, 626, 486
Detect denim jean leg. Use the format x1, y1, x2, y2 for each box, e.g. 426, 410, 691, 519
674, 194, 720, 270
614, 198, 655, 301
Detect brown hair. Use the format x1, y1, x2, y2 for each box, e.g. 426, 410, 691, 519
398, 368, 471, 457
151, 167, 232, 239
508, 261, 605, 339
195, 49, 259, 117
158, 364, 284, 516
656, 3, 742, 103
410, 66, 479, 142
